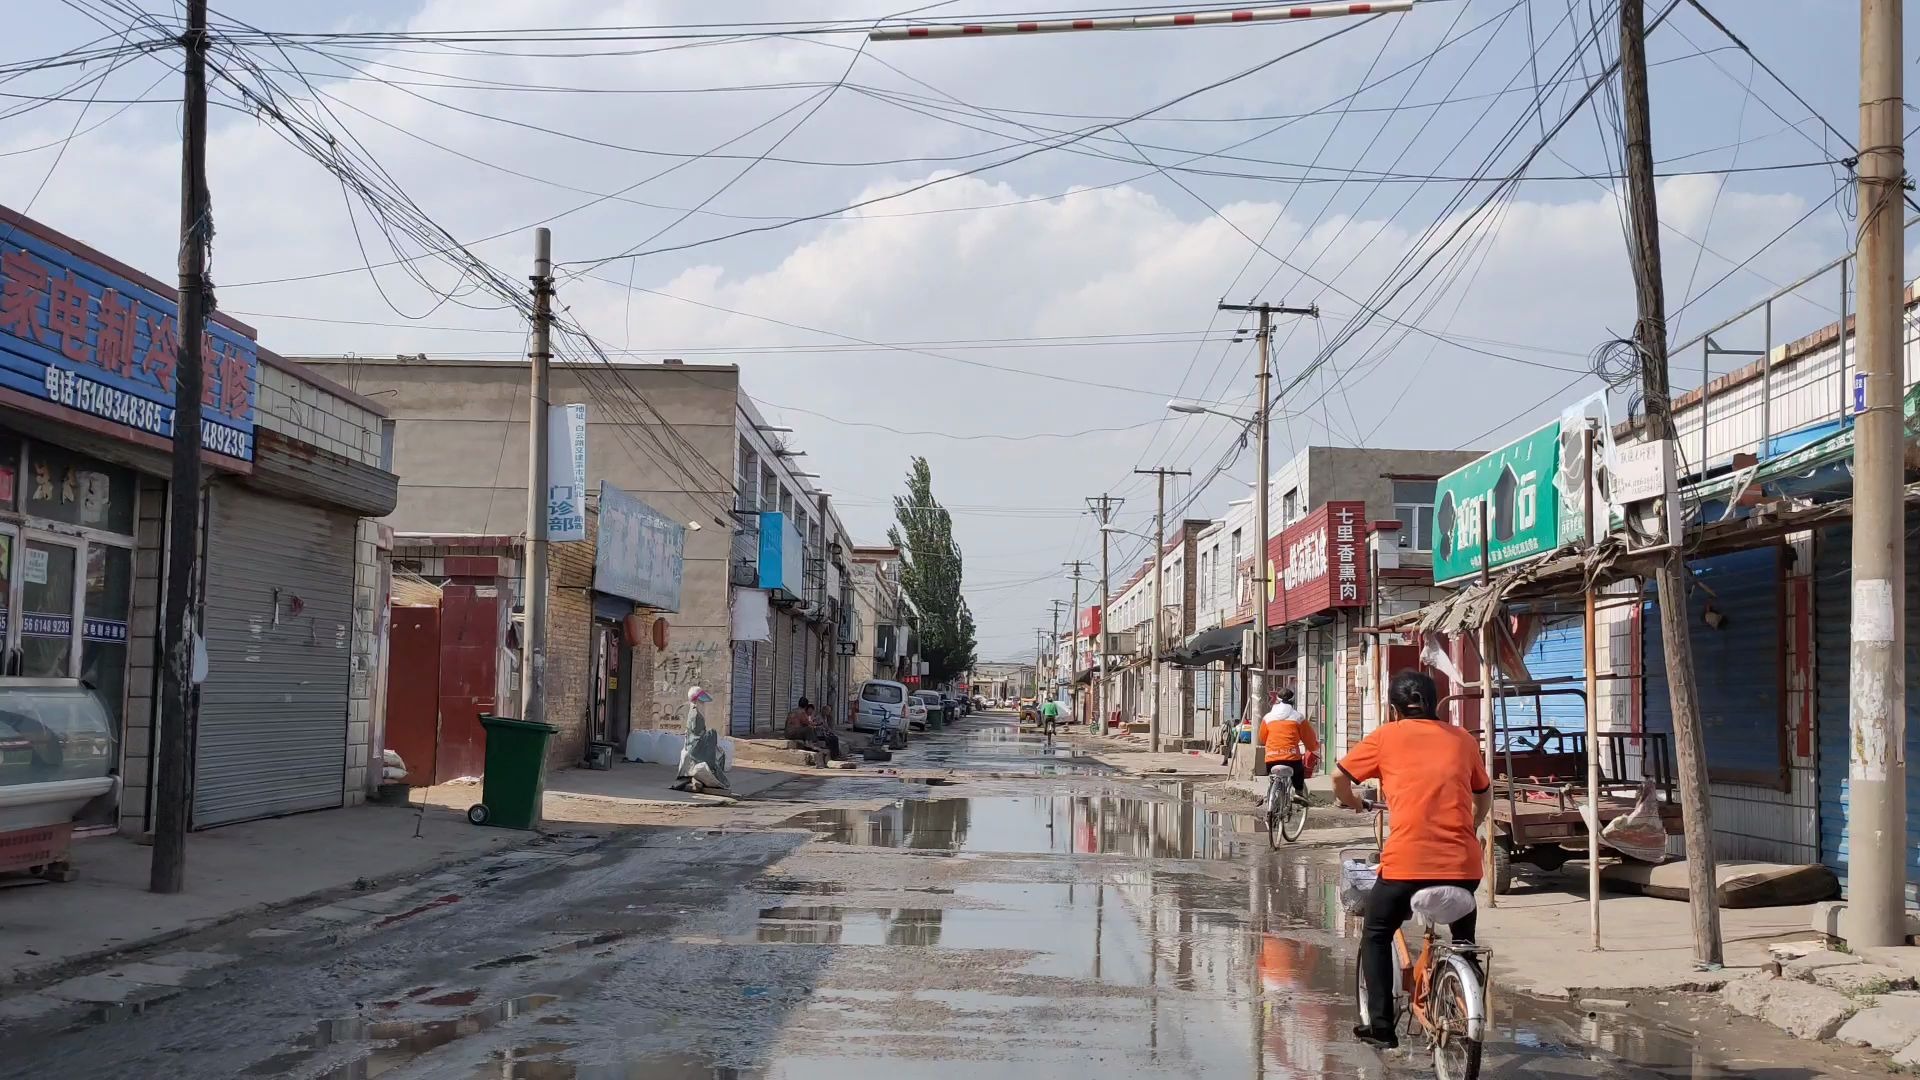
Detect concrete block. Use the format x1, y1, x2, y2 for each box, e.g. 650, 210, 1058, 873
1727, 971, 1866, 1041
1809, 900, 1920, 942
0, 993, 71, 1022
1784, 949, 1870, 979
1837, 998, 1920, 1050
100, 962, 219, 989
1813, 962, 1913, 996
43, 973, 171, 1005
1861, 946, 1920, 983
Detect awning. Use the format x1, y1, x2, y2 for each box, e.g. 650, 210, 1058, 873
1073, 666, 1097, 686
1169, 621, 1249, 668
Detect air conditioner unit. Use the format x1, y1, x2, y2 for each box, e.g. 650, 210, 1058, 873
728, 558, 757, 587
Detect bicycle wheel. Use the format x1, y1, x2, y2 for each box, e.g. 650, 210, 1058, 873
1429, 962, 1484, 1080
1266, 802, 1282, 849
1281, 793, 1308, 842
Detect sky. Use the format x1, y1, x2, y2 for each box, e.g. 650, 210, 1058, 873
1, 0, 1905, 662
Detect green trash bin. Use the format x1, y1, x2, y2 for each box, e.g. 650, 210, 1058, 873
468, 714, 558, 830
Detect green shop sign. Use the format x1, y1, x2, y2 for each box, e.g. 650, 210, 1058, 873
1433, 420, 1584, 586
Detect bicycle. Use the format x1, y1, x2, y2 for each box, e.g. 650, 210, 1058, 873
1264, 764, 1309, 847
1344, 839, 1492, 1080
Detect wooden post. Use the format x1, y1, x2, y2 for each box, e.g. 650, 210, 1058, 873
1586, 427, 1603, 950
1620, 0, 1723, 965
1479, 500, 1497, 906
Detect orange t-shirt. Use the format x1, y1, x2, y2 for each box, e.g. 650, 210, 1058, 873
1261, 710, 1319, 764
1338, 720, 1490, 881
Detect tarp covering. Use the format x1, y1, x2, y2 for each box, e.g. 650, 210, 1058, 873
1169, 622, 1250, 668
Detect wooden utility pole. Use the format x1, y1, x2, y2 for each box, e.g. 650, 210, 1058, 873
151, 0, 211, 895
1846, 0, 1908, 949
1066, 560, 1089, 724
1135, 467, 1190, 751
1620, 0, 1723, 965
1088, 494, 1121, 735
1217, 300, 1318, 779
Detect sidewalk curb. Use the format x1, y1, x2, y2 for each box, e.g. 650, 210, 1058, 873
1, 825, 562, 991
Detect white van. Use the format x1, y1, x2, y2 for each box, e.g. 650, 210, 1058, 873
853, 679, 914, 749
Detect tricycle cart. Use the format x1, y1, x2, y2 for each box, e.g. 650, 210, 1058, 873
1442, 685, 1683, 894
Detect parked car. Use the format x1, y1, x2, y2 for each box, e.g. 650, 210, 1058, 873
852, 679, 911, 749
941, 693, 962, 720
913, 690, 948, 729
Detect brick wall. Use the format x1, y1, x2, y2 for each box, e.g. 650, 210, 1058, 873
344, 519, 383, 805
254, 361, 383, 466
545, 510, 597, 769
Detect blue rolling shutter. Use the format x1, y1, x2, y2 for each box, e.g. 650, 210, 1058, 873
1643, 546, 1786, 788
1815, 524, 1920, 899
1515, 616, 1586, 734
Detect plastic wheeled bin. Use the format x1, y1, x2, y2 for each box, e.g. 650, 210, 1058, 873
468, 714, 559, 830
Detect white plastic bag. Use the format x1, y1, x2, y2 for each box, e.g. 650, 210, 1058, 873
1338, 851, 1380, 915
1410, 886, 1477, 926
625, 730, 661, 763
1601, 781, 1669, 863
718, 737, 735, 768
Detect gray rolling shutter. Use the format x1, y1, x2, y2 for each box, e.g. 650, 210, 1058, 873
754, 639, 775, 734
730, 641, 753, 737
787, 617, 803, 713
193, 487, 353, 827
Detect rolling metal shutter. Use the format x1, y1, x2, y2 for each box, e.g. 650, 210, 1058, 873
787, 617, 804, 712
753, 638, 775, 735
1515, 616, 1585, 736
193, 487, 353, 828
729, 641, 753, 737
1644, 547, 1786, 787
1816, 524, 1920, 900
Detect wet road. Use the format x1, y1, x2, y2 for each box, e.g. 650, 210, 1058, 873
0, 715, 1886, 1078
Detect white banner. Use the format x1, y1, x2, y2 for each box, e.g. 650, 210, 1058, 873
548, 403, 587, 542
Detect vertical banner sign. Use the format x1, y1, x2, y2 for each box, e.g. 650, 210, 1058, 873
547, 403, 587, 542
1265, 501, 1368, 624
1432, 421, 1563, 586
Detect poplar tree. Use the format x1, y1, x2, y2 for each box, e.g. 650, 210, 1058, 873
887, 456, 977, 682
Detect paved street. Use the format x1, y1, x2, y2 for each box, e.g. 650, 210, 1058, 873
0, 715, 1890, 1078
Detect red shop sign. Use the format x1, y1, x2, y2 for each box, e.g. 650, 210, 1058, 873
1264, 500, 1369, 624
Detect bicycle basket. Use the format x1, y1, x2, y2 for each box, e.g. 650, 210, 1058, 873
1338, 849, 1380, 915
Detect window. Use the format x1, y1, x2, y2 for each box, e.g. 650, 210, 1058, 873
1393, 479, 1439, 551
760, 464, 778, 512
738, 438, 758, 507
1197, 550, 1211, 608
779, 488, 794, 517
1283, 488, 1299, 523
862, 682, 904, 704
1228, 529, 1242, 603
794, 508, 809, 547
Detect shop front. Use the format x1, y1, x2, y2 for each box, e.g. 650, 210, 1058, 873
590, 481, 685, 756
0, 205, 396, 834
1251, 501, 1370, 767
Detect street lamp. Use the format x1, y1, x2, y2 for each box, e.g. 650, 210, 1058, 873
1166, 399, 1255, 423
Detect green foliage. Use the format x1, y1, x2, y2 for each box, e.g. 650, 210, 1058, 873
887, 456, 977, 683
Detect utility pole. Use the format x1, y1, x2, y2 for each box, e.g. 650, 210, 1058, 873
1136, 468, 1190, 752
1088, 494, 1122, 735
152, 0, 210, 895
1218, 300, 1318, 778
1049, 600, 1070, 702
1847, 0, 1908, 949
1620, 0, 1722, 965
523, 228, 554, 725
1066, 560, 1089, 724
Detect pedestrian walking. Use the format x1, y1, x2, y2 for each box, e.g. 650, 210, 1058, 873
672, 685, 730, 793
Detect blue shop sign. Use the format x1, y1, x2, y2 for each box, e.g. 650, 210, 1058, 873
594, 481, 684, 611
0, 228, 256, 463
757, 511, 803, 597
0, 610, 128, 641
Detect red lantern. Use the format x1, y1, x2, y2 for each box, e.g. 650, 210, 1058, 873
623, 613, 646, 643
652, 617, 671, 651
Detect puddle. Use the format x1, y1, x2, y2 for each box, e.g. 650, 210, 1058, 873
244, 994, 559, 1079
779, 793, 1252, 860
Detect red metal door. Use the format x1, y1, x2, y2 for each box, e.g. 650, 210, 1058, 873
434, 584, 504, 783
385, 605, 442, 786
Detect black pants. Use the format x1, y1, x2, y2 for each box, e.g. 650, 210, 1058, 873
1256, 758, 1308, 798
1360, 877, 1480, 1035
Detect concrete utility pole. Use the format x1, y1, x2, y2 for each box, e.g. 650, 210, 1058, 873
1066, 560, 1088, 723
1049, 599, 1070, 700
152, 0, 210, 895
1218, 301, 1318, 776
1136, 468, 1191, 751
1088, 494, 1122, 735
1619, 0, 1722, 965
522, 228, 554, 725
1847, 0, 1908, 949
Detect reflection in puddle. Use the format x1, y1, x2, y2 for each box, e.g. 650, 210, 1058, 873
244, 994, 559, 1079
780, 793, 1252, 860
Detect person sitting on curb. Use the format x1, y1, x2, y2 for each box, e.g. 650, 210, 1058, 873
784, 697, 842, 762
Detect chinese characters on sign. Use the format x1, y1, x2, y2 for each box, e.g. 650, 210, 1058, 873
0, 233, 256, 463
1431, 421, 1563, 586
547, 403, 587, 541
1254, 500, 1369, 624
595, 481, 685, 611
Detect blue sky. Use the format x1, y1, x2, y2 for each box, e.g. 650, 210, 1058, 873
2, 1, 1904, 658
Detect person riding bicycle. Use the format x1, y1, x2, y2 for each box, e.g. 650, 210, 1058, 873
1333, 669, 1492, 1050
1257, 687, 1317, 803
1038, 698, 1062, 737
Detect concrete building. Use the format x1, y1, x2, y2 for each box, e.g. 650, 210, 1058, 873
298, 357, 858, 754
1156, 445, 1478, 763
0, 206, 400, 838
849, 545, 919, 697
